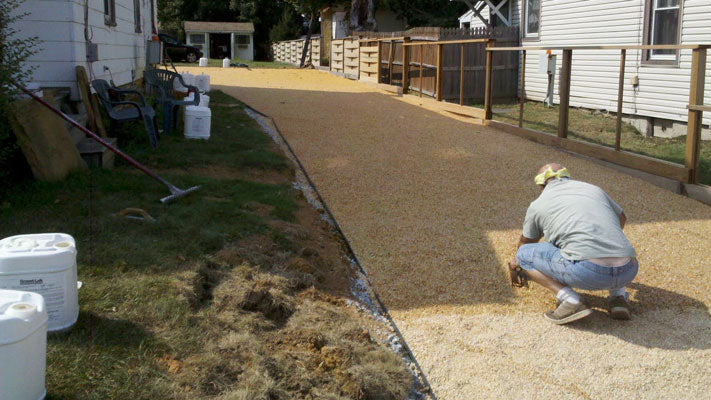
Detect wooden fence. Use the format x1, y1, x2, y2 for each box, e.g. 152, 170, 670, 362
270, 37, 321, 67
486, 44, 709, 184
330, 37, 361, 78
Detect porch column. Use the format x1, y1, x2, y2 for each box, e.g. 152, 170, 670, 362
230, 33, 235, 59
204, 33, 209, 58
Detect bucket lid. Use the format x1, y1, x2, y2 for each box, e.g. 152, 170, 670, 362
0, 233, 76, 273
185, 106, 212, 115
0, 290, 47, 345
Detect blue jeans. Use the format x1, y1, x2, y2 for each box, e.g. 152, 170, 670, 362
515, 242, 638, 292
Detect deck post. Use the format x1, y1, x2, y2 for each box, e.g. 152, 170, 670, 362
460, 44, 465, 106
402, 37, 410, 94
436, 43, 443, 101
376, 40, 382, 83
519, 50, 526, 128
685, 47, 707, 184
419, 45, 424, 97
484, 40, 494, 120
615, 49, 626, 151
389, 40, 395, 85
557, 49, 573, 138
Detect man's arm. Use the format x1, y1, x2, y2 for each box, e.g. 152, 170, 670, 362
619, 211, 626, 230
517, 235, 540, 249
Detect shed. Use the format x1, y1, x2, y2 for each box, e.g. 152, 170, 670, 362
184, 21, 255, 61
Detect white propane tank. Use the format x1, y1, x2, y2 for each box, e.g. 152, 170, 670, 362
0, 233, 79, 332
0, 290, 47, 400
222, 57, 230, 68
198, 57, 208, 67
195, 73, 210, 93
184, 106, 212, 140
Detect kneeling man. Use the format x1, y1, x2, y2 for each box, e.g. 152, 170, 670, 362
509, 163, 638, 325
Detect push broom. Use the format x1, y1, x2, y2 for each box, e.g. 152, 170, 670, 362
12, 81, 200, 203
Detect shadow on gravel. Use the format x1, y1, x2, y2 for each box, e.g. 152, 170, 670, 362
574, 283, 711, 350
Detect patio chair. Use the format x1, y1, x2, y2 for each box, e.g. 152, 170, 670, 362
91, 79, 158, 148
143, 69, 200, 135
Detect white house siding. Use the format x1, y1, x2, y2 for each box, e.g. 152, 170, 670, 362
518, 0, 711, 126
233, 34, 254, 61
14, 0, 155, 99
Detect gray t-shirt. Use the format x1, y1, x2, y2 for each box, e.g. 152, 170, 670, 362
522, 178, 636, 261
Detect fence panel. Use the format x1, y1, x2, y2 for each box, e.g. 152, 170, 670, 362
344, 38, 360, 78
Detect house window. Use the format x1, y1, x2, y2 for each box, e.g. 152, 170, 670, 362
134, 0, 141, 33
190, 34, 205, 44
104, 0, 116, 26
645, 0, 682, 63
462, 21, 471, 29
523, 0, 540, 39
237, 35, 250, 48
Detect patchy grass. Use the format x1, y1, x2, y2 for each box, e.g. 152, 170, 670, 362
487, 100, 711, 185
1, 90, 412, 399
172, 59, 293, 69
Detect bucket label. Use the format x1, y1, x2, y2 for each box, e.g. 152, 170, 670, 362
191, 117, 204, 132
0, 274, 64, 323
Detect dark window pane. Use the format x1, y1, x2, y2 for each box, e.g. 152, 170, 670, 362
527, 0, 540, 35
656, 0, 678, 8
652, 8, 679, 55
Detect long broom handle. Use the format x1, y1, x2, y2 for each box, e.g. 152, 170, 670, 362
11, 81, 175, 189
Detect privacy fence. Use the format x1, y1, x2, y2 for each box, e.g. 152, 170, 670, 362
271, 37, 321, 67
269, 30, 709, 186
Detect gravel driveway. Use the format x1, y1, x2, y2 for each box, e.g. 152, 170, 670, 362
190, 67, 711, 399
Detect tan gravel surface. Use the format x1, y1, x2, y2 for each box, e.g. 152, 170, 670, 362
189, 67, 711, 399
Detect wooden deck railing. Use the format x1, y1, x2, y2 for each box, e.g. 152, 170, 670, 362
486, 44, 710, 184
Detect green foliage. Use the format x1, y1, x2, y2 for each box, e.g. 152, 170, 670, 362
0, 0, 39, 191
380, 0, 468, 27
269, 7, 303, 43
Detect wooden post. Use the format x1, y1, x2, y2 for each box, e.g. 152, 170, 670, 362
402, 37, 410, 94
436, 43, 443, 101
484, 40, 494, 120
615, 49, 626, 151
519, 50, 526, 128
389, 40, 395, 85
557, 49, 573, 138
419, 45, 424, 97
685, 47, 707, 184
460, 44, 465, 106
376, 40, 382, 84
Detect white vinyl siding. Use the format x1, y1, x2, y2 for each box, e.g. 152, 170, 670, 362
519, 0, 711, 126
13, 0, 155, 99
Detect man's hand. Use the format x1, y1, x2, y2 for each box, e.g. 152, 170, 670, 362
508, 260, 528, 288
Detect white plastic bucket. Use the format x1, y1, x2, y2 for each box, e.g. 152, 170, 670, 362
0, 289, 47, 400
174, 72, 195, 94
195, 74, 210, 93
222, 57, 230, 68
184, 106, 212, 140
0, 233, 79, 332
198, 57, 208, 67
185, 93, 209, 107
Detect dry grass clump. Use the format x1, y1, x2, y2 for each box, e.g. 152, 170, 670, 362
174, 260, 411, 399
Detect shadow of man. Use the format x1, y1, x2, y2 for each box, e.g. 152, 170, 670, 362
570, 283, 711, 350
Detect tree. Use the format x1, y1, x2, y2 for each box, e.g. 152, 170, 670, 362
378, 0, 467, 28
269, 7, 302, 43
0, 0, 38, 188
284, 0, 336, 67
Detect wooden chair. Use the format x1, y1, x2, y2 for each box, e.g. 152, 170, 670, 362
143, 69, 200, 135
91, 79, 158, 148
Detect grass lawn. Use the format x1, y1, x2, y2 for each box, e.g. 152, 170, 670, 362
173, 59, 293, 69
486, 100, 711, 185
1, 91, 411, 399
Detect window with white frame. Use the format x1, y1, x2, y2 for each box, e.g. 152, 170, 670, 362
190, 34, 205, 44
237, 35, 250, 48
646, 0, 681, 61
524, 0, 540, 38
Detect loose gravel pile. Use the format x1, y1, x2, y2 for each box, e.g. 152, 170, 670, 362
189, 67, 711, 399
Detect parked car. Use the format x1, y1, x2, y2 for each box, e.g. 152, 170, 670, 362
159, 34, 203, 63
